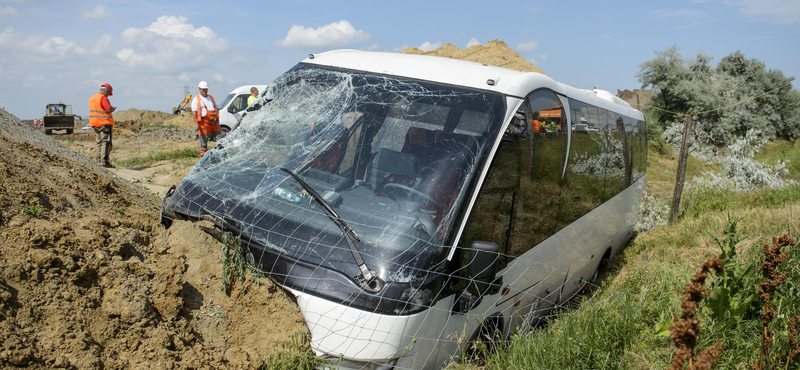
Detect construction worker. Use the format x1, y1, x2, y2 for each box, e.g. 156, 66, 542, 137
532, 119, 542, 134
247, 86, 259, 106
89, 83, 116, 167
192, 81, 226, 155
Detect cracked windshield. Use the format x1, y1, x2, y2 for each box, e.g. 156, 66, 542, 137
167, 64, 507, 281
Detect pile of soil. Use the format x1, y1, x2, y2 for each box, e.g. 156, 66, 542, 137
113, 109, 176, 126
0, 109, 306, 369
403, 39, 545, 74
617, 89, 654, 110
163, 114, 196, 129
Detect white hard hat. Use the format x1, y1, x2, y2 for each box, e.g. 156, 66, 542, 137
198, 81, 209, 89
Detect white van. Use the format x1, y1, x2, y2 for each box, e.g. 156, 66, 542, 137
162, 51, 646, 369
216, 84, 267, 132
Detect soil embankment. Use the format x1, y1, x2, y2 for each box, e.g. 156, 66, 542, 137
0, 108, 305, 369
403, 39, 545, 74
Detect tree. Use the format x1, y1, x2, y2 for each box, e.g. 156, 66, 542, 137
637, 46, 799, 149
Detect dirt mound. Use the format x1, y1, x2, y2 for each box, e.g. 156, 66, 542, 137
163, 113, 196, 129
402, 39, 545, 74
617, 89, 654, 110
113, 109, 176, 126
0, 109, 305, 369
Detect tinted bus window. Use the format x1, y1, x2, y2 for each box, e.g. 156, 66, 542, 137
520, 90, 567, 249
560, 99, 606, 227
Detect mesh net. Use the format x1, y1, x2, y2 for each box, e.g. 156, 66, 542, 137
161, 62, 644, 369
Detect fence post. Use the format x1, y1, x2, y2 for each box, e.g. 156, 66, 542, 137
669, 115, 693, 224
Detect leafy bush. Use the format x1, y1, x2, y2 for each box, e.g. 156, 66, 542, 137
706, 216, 759, 323
693, 130, 795, 192
636, 192, 669, 232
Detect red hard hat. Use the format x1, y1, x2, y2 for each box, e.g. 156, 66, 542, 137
101, 83, 113, 96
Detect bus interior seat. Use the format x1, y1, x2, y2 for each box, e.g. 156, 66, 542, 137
364, 148, 420, 194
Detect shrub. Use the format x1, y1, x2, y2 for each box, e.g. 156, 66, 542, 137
23, 205, 42, 217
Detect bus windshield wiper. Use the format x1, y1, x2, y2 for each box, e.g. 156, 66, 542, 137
280, 167, 383, 292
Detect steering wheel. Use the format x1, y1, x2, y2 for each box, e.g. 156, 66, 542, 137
383, 183, 441, 213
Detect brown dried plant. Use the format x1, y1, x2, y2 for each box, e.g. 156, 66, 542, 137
754, 234, 796, 370
783, 316, 800, 366
668, 258, 724, 370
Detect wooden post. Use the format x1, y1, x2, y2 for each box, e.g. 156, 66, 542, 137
669, 115, 693, 224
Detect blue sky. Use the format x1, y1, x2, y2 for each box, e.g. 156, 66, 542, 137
1, 0, 798, 120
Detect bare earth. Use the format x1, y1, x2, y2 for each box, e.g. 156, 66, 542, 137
403, 39, 545, 74
0, 108, 306, 369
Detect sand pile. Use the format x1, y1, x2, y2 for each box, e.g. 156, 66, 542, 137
0, 109, 305, 369
403, 39, 545, 74
617, 89, 654, 110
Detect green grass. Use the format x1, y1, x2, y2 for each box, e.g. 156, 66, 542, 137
260, 332, 325, 370
114, 147, 198, 168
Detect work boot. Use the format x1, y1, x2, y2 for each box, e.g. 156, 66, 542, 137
103, 162, 115, 169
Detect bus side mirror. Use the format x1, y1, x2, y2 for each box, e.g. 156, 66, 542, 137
227, 105, 238, 114
454, 241, 502, 314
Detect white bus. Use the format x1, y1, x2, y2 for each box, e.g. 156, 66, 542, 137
161, 50, 646, 369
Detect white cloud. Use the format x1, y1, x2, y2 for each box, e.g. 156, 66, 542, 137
360, 43, 380, 51
418, 41, 442, 52
81, 4, 112, 20
274, 20, 371, 49
0, 27, 87, 61
466, 38, 481, 48
529, 53, 548, 64
92, 34, 111, 55
212, 74, 223, 82
516, 41, 539, 52
729, 0, 800, 24
177, 72, 191, 82
0, 6, 20, 17
116, 16, 229, 71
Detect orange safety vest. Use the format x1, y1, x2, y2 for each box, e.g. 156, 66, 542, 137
194, 94, 220, 136
89, 93, 114, 127
533, 119, 542, 133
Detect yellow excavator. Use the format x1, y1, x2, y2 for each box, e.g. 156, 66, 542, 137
173, 94, 192, 114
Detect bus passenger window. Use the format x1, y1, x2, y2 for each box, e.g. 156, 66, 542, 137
560, 99, 606, 228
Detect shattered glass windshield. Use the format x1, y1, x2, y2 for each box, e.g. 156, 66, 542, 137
166, 63, 506, 282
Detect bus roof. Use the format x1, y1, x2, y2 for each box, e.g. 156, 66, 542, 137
302, 50, 644, 120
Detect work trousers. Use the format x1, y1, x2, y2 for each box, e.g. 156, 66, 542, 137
94, 125, 113, 164
198, 130, 226, 155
